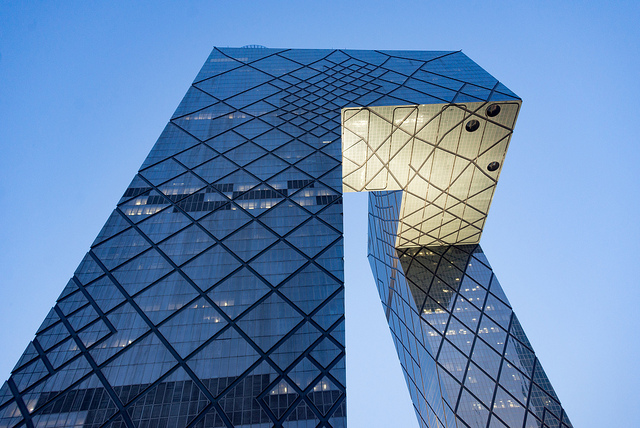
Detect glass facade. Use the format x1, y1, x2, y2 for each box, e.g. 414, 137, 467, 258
368, 192, 572, 428
0, 47, 570, 428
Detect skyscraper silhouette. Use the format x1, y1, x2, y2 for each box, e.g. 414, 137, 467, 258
0, 47, 571, 428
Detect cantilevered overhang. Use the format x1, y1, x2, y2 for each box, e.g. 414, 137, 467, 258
342, 101, 521, 247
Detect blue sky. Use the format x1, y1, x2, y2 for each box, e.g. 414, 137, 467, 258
1, 2, 638, 427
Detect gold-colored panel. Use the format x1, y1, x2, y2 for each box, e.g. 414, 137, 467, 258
342, 101, 521, 247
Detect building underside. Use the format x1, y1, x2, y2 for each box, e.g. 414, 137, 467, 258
0, 47, 571, 428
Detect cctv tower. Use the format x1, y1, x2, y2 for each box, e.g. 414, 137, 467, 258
0, 48, 571, 428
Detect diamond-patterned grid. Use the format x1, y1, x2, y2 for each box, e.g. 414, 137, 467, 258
0, 47, 571, 428
342, 101, 520, 247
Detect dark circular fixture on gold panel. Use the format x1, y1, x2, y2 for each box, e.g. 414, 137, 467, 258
465, 119, 480, 132
486, 104, 501, 117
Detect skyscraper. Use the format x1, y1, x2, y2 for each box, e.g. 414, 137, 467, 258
0, 47, 571, 428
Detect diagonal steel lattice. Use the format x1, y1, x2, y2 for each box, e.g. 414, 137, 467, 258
0, 47, 570, 428
342, 101, 520, 247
